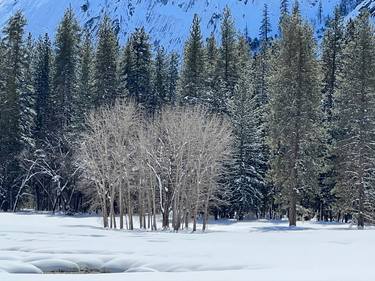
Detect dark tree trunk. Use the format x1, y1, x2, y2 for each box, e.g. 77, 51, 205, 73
289, 190, 297, 227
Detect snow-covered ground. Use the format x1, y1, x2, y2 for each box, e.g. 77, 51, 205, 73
0, 213, 374, 281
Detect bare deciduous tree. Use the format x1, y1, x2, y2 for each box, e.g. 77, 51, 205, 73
78, 102, 233, 231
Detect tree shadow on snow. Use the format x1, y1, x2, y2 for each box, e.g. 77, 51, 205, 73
252, 224, 314, 232
62, 224, 104, 231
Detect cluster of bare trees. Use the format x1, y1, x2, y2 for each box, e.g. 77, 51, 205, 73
78, 102, 233, 231
12, 136, 81, 213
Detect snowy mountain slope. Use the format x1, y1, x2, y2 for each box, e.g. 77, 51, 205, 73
0, 0, 365, 51
347, 0, 375, 19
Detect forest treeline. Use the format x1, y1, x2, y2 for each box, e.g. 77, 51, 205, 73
0, 0, 375, 230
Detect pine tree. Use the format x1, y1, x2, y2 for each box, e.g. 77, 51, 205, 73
79, 31, 94, 115
0, 41, 6, 208
229, 56, 265, 219
166, 52, 179, 105
1, 11, 28, 149
252, 33, 273, 217
260, 4, 272, 44
317, 7, 344, 221
343, 19, 356, 47
119, 39, 132, 98
19, 33, 36, 150
218, 7, 238, 102
126, 28, 152, 109
244, 24, 253, 48
254, 52, 271, 105
152, 46, 168, 111
41, 9, 82, 213
236, 36, 252, 76
34, 33, 52, 143
256, 7, 273, 107
334, 11, 375, 229
51, 8, 80, 133
0, 43, 6, 108
0, 11, 31, 210
205, 33, 226, 113
94, 15, 118, 107
268, 5, 321, 226
322, 7, 344, 121
179, 14, 205, 104
280, 0, 289, 16
279, 0, 289, 30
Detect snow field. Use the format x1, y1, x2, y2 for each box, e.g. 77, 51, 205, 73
0, 213, 374, 281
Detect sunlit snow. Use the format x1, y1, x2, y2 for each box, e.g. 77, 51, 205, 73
0, 213, 374, 281
0, 0, 342, 51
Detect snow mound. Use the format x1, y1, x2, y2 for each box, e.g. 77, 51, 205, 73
22, 255, 57, 262
0, 261, 43, 274
125, 267, 158, 273
66, 256, 104, 272
147, 261, 193, 272
30, 259, 80, 273
100, 258, 144, 273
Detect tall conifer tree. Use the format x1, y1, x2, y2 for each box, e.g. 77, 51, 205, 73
260, 4, 272, 44
0, 41, 6, 208
52, 8, 80, 133
317, 7, 344, 220
126, 28, 152, 109
218, 7, 238, 102
20, 33, 35, 149
79, 31, 94, 115
268, 5, 321, 226
34, 34, 52, 143
119, 39, 132, 98
279, 0, 289, 31
179, 14, 205, 104
94, 15, 118, 107
334, 11, 375, 228
280, 0, 289, 16
205, 33, 226, 113
322, 7, 344, 120
166, 52, 179, 105
228, 40, 265, 219
152, 46, 168, 112
0, 11, 30, 210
